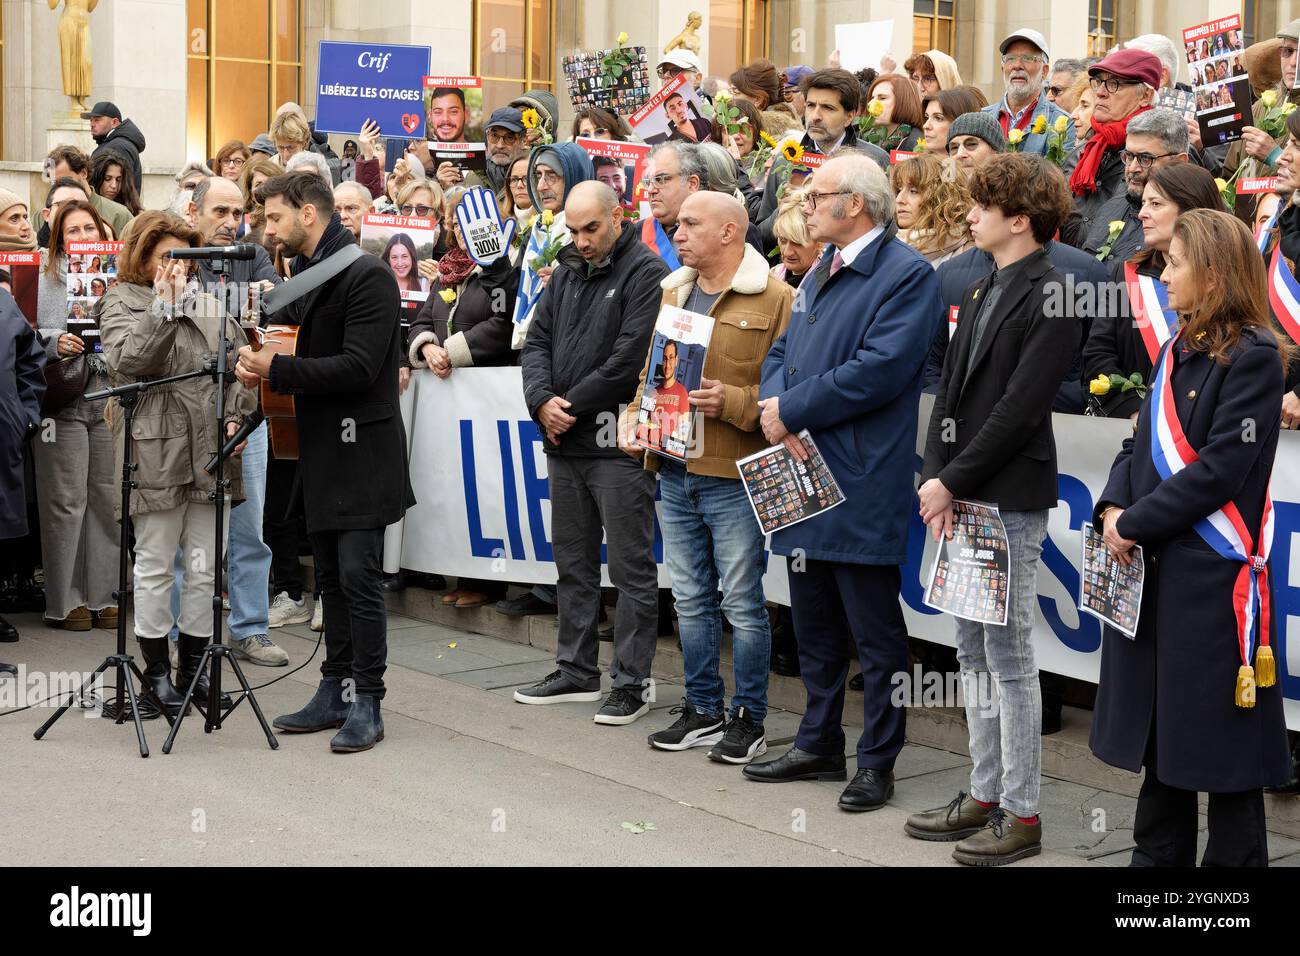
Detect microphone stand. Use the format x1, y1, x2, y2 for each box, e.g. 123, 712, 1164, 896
163, 253, 278, 753
32, 369, 209, 756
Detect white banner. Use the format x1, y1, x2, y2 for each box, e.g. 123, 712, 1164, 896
393, 368, 1300, 725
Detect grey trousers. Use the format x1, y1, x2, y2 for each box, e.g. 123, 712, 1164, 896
31, 380, 120, 620
548, 454, 658, 690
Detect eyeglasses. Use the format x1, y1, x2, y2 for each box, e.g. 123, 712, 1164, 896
1002, 53, 1044, 66
487, 129, 520, 144
911, 73, 938, 86
533, 168, 563, 185
657, 66, 683, 79
400, 204, 436, 217
507, 176, 529, 187
1047, 85, 1068, 98
638, 173, 678, 190
1089, 74, 1142, 94
1119, 150, 1177, 170
801, 190, 852, 210
221, 156, 247, 169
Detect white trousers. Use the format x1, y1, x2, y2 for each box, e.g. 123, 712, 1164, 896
132, 500, 230, 640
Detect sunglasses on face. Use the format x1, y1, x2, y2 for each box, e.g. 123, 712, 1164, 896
400, 204, 436, 217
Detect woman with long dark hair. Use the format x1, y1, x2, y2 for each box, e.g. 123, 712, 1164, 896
571, 106, 631, 141
382, 232, 428, 299
89, 152, 142, 216
33, 198, 119, 631
1083, 164, 1227, 418
1092, 209, 1294, 865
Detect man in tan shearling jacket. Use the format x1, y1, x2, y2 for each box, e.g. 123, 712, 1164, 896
619, 191, 792, 764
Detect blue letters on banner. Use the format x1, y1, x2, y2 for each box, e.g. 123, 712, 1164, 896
314, 41, 430, 139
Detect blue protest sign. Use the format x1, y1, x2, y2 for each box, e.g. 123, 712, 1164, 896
314, 40, 431, 140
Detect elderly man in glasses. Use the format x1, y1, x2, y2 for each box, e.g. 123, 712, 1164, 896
1081, 108, 1188, 264
657, 50, 704, 94
1067, 49, 1161, 236
979, 28, 1074, 158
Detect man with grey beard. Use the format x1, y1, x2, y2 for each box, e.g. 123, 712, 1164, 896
980, 28, 1073, 158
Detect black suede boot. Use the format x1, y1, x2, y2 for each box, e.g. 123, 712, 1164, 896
273, 678, 348, 733
176, 633, 232, 709
330, 694, 384, 752
137, 637, 185, 717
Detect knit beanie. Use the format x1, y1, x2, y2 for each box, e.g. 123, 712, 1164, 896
946, 112, 1006, 152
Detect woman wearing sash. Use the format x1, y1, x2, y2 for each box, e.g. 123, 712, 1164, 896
1083, 164, 1225, 419
1092, 210, 1292, 866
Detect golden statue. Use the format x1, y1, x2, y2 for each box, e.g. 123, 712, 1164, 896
663, 11, 703, 56
50, 0, 98, 112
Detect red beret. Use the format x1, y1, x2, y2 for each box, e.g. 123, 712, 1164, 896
1088, 48, 1163, 89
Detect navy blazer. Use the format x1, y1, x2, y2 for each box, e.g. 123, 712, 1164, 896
760, 222, 942, 565
1091, 328, 1291, 792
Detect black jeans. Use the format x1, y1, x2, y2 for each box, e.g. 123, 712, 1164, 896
1131, 772, 1269, 867
264, 456, 305, 600
311, 526, 388, 700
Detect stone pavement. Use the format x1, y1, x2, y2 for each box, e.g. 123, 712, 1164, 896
4, 609, 1299, 867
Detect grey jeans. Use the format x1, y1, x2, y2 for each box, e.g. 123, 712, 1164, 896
31, 378, 120, 619
953, 508, 1048, 819
548, 454, 658, 690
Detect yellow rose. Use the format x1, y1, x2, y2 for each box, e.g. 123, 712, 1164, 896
521, 108, 539, 130
1108, 220, 1125, 233
439, 289, 457, 305
541, 209, 555, 226
1284, 102, 1298, 116
1262, 89, 1278, 108
915, 137, 927, 151
1007, 128, 1025, 145
1054, 115, 1069, 134
1031, 115, 1047, 135
617, 31, 629, 46
1089, 375, 1111, 396
867, 99, 884, 118
1215, 178, 1229, 193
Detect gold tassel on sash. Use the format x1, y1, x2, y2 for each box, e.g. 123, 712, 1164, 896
1254, 646, 1277, 688
1235, 665, 1257, 708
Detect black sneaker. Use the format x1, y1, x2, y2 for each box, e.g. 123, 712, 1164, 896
708, 707, 767, 764
647, 698, 725, 751
495, 592, 559, 617
593, 687, 650, 725
513, 670, 602, 705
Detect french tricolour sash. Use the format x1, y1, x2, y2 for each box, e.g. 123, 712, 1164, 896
1148, 334, 1277, 706
641, 217, 681, 272
1266, 244, 1300, 346
1125, 261, 1178, 365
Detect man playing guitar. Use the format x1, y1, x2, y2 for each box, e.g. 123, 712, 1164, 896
235, 172, 413, 753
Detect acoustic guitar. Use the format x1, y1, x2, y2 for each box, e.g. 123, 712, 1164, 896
242, 307, 300, 460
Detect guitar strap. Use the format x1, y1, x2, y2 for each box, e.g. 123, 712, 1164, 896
261, 244, 364, 322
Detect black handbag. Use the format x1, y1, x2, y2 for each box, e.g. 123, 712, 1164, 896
42, 354, 90, 414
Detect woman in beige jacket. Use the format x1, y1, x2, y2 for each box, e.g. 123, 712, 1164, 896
97, 211, 257, 715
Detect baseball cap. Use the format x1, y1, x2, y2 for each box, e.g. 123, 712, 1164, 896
80, 101, 121, 120
1278, 19, 1300, 41
484, 107, 525, 134
782, 66, 814, 90
999, 28, 1049, 59
658, 49, 703, 73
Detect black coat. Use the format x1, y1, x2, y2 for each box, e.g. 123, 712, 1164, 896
1072, 148, 1127, 239
1082, 255, 1160, 419
407, 256, 520, 368
521, 221, 669, 457
925, 240, 1101, 413
0, 292, 45, 539
266, 219, 415, 533
1081, 190, 1144, 265
1091, 328, 1291, 792
91, 119, 146, 190
921, 247, 1077, 511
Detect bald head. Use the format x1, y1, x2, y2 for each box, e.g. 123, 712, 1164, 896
675, 190, 749, 277
192, 175, 245, 245
334, 181, 373, 238
566, 180, 625, 263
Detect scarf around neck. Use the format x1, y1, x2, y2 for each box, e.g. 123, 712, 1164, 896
1069, 105, 1151, 197
438, 246, 476, 288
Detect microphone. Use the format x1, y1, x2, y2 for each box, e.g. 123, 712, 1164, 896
169, 243, 259, 261
205, 410, 264, 474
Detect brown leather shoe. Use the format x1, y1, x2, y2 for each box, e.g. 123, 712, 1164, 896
952, 807, 1042, 866
441, 589, 465, 606
93, 607, 118, 630
904, 790, 992, 842
49, 606, 92, 631
454, 591, 491, 609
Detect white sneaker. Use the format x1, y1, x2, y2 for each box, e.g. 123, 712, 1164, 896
231, 633, 290, 666
267, 591, 312, 628
310, 600, 324, 632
